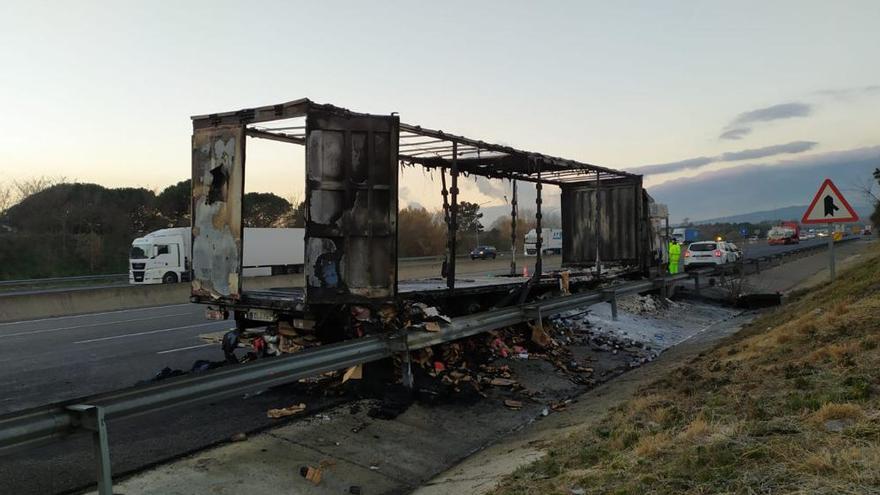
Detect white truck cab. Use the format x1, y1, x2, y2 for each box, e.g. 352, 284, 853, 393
129, 227, 191, 284
130, 227, 306, 284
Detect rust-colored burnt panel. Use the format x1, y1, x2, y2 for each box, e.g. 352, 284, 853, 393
305, 109, 399, 304
191, 125, 245, 300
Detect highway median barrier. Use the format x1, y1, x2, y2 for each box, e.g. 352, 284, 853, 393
0, 274, 304, 323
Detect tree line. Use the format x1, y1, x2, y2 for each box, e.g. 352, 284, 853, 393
0, 179, 305, 279
0, 177, 547, 279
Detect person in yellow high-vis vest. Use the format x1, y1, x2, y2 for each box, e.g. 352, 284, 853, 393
668, 239, 681, 274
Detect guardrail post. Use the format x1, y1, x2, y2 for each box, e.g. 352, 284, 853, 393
654, 278, 668, 300
602, 289, 618, 321
67, 405, 112, 495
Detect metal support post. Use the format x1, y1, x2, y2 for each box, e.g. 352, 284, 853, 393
509, 180, 518, 276
829, 235, 835, 281
693, 274, 700, 296
401, 342, 414, 390
534, 165, 543, 279
448, 143, 459, 292
603, 290, 618, 321
440, 168, 451, 280
68, 405, 112, 495
594, 170, 602, 277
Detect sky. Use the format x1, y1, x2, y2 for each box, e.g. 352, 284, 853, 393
0, 1, 878, 222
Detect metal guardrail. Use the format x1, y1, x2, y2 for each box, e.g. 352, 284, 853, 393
740, 236, 860, 275
0, 273, 686, 494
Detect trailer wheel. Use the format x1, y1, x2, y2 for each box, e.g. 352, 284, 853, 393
162, 272, 179, 284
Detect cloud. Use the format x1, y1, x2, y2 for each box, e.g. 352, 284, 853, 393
719, 128, 750, 140
730, 102, 812, 125
815, 85, 880, 99
720, 102, 812, 140
631, 141, 818, 176
629, 156, 714, 175
719, 141, 817, 161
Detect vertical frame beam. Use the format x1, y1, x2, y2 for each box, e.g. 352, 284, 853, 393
509, 180, 518, 276
594, 170, 602, 277
534, 163, 543, 279
447, 143, 459, 291
440, 168, 451, 280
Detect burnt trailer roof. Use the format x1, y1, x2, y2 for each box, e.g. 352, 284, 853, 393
191, 97, 636, 185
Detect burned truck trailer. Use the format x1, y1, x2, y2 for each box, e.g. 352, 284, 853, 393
189, 98, 656, 333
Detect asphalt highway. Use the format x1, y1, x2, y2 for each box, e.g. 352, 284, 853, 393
0, 237, 847, 494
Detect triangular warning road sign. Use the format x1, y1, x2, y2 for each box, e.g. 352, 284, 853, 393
802, 179, 859, 224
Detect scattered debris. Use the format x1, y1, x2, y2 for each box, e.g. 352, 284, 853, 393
736, 292, 782, 309
504, 399, 523, 410
617, 294, 678, 315
424, 321, 442, 332
267, 403, 306, 419
342, 365, 363, 383
230, 432, 247, 442
490, 378, 518, 387
300, 465, 322, 485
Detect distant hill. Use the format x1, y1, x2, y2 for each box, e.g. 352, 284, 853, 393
693, 204, 874, 225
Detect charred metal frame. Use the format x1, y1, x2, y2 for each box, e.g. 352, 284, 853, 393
190, 98, 641, 310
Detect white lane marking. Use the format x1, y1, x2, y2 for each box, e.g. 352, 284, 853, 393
0, 303, 194, 326
74, 322, 227, 344
156, 343, 215, 354
0, 312, 192, 338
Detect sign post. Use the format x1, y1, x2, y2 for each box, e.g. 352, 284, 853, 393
801, 179, 859, 282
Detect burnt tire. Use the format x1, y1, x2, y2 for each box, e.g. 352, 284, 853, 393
162, 272, 179, 284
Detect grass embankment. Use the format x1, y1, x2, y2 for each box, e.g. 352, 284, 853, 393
495, 244, 880, 494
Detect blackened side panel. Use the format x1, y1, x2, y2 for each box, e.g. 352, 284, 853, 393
561, 177, 645, 268
304, 110, 399, 304
191, 125, 246, 301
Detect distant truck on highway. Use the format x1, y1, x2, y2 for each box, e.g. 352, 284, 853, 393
671, 227, 699, 244
524, 228, 562, 255
129, 227, 305, 284
767, 221, 800, 245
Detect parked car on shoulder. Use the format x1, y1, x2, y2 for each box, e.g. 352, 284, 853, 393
683, 241, 737, 269
470, 245, 497, 260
